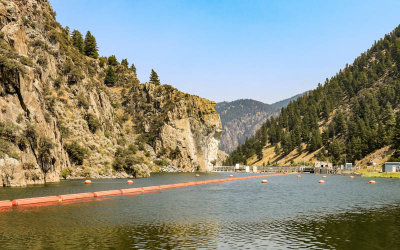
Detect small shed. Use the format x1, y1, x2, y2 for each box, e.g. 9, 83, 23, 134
314, 161, 333, 174
314, 161, 332, 169
382, 162, 400, 172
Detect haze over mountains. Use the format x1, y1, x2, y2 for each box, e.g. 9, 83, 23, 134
216, 93, 303, 153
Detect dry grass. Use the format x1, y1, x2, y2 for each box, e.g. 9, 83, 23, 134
360, 172, 400, 178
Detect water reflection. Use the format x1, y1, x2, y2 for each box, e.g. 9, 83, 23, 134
0, 174, 399, 249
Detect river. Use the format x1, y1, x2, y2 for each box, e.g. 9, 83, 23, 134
0, 173, 399, 249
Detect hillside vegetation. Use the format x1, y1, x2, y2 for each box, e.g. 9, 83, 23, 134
0, 0, 221, 187
216, 94, 304, 154
216, 99, 278, 153
225, 25, 400, 167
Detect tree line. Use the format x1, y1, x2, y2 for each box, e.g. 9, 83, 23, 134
224, 24, 400, 166
70, 29, 161, 87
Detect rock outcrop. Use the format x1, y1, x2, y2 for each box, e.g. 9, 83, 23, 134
0, 0, 221, 187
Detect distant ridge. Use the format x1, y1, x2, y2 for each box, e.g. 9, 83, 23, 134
216, 94, 304, 153
271, 93, 306, 110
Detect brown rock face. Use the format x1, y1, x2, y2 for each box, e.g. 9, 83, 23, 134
0, 0, 221, 187
128, 84, 222, 172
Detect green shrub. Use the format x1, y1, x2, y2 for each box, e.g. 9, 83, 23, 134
77, 93, 89, 109
20, 56, 34, 67
36, 54, 48, 67
24, 122, 38, 149
54, 76, 63, 88
0, 121, 19, 142
61, 168, 71, 179
169, 146, 181, 160
0, 139, 20, 159
81, 167, 91, 178
16, 114, 24, 123
112, 145, 143, 172
68, 68, 84, 84
85, 113, 102, 133
57, 120, 71, 138
154, 159, 169, 167
22, 162, 36, 170
62, 59, 73, 74
64, 141, 88, 165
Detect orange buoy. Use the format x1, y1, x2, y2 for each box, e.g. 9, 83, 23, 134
84, 180, 92, 184
229, 174, 234, 177
322, 176, 327, 178
261, 180, 268, 183
283, 172, 287, 174
297, 175, 301, 178
127, 180, 134, 184
318, 180, 325, 184
195, 174, 200, 177
350, 176, 354, 179
369, 180, 376, 184
337, 172, 342, 175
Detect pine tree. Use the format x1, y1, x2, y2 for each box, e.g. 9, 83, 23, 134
274, 144, 281, 155
104, 67, 117, 86
71, 30, 84, 54
383, 102, 396, 134
130, 63, 136, 74
309, 129, 322, 152
121, 58, 129, 68
108, 55, 118, 66
149, 69, 160, 85
392, 112, 400, 150
84, 31, 98, 59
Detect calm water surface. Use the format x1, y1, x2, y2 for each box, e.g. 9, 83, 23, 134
0, 173, 399, 249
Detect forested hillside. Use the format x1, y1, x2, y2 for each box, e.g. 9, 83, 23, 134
225, 25, 400, 166
216, 99, 278, 153
216, 95, 304, 153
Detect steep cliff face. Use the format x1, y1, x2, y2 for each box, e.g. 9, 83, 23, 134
127, 84, 221, 171
0, 0, 221, 187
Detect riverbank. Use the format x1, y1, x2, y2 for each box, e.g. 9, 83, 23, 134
359, 172, 400, 178
353, 168, 400, 178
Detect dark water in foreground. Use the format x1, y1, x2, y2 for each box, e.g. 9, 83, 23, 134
0, 173, 399, 249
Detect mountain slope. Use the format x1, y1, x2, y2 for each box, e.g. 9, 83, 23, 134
216, 99, 278, 153
216, 94, 304, 153
271, 93, 306, 110
225, 25, 400, 167
0, 0, 221, 187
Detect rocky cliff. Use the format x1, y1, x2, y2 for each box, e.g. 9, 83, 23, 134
0, 0, 221, 187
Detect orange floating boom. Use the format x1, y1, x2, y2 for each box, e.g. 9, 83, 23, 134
12, 196, 61, 206
93, 190, 122, 197
0, 200, 12, 208
60, 192, 94, 202
1, 172, 299, 210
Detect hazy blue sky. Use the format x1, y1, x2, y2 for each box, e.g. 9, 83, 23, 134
50, 0, 400, 103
